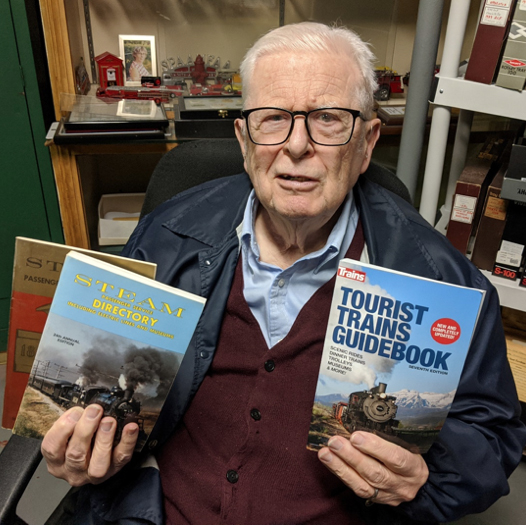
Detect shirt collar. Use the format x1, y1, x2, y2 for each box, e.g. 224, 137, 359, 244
240, 189, 355, 271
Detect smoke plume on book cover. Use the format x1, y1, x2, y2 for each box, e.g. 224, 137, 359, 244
13, 252, 205, 451
308, 259, 485, 454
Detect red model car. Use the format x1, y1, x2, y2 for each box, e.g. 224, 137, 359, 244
374, 68, 404, 101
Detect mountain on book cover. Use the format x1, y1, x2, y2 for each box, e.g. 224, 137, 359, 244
308, 259, 485, 454
13, 251, 205, 451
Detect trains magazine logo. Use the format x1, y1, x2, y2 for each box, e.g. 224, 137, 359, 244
337, 266, 366, 282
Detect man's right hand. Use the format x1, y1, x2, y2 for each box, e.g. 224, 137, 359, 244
41, 404, 139, 486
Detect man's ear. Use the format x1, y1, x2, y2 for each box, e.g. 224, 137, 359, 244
234, 118, 249, 172
360, 118, 382, 174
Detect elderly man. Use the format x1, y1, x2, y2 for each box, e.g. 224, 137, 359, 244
42, 22, 525, 524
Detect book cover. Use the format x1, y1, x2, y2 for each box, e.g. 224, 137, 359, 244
307, 259, 485, 454
464, 0, 517, 84
2, 237, 157, 430
12, 251, 205, 451
496, 1, 526, 91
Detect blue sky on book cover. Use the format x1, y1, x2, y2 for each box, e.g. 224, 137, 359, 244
315, 259, 485, 399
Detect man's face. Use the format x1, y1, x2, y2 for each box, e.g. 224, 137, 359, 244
235, 51, 380, 226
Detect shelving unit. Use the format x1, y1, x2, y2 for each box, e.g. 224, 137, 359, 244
432, 75, 526, 119
414, 0, 526, 311
481, 271, 526, 311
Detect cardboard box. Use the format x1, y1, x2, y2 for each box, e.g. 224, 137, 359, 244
505, 334, 526, 402
465, 0, 517, 84
496, 1, 526, 90
98, 193, 145, 246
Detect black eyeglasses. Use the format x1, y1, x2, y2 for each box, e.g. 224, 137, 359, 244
241, 107, 365, 146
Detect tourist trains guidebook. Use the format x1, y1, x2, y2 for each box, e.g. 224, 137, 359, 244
308, 259, 485, 454
13, 251, 206, 451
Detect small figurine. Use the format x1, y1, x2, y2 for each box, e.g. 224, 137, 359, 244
191, 54, 208, 84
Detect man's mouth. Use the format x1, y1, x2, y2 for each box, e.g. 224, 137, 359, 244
279, 175, 313, 182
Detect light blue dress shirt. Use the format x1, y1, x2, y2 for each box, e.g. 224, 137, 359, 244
240, 190, 359, 349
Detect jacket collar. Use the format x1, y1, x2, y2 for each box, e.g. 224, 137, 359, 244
162, 172, 253, 247
356, 176, 443, 281
160, 170, 443, 282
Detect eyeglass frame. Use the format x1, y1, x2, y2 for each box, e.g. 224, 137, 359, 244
241, 107, 366, 147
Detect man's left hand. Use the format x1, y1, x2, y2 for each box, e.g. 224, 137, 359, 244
318, 431, 429, 506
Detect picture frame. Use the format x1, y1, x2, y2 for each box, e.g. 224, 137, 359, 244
119, 35, 157, 86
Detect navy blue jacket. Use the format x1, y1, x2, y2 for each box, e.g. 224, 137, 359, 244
71, 172, 525, 525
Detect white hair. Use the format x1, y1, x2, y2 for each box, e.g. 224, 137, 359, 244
239, 22, 378, 119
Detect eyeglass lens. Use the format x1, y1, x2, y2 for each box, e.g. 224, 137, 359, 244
247, 108, 355, 145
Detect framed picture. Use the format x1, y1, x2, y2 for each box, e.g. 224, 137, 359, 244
119, 35, 156, 86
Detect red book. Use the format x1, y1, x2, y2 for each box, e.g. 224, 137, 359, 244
465, 0, 517, 84
446, 136, 508, 255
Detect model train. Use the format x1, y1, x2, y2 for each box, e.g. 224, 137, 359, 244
28, 374, 143, 439
334, 383, 400, 435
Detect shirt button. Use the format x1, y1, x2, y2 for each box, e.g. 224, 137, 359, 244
226, 469, 239, 484
278, 278, 286, 287
250, 408, 261, 421
200, 351, 210, 359
264, 359, 275, 372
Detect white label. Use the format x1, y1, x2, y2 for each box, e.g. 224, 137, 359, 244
486, 0, 513, 8
451, 194, 477, 224
495, 240, 524, 266
482, 6, 510, 26
383, 107, 405, 116
520, 0, 526, 11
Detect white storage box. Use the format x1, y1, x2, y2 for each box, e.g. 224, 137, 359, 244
98, 193, 145, 245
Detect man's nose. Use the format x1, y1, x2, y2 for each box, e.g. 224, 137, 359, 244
285, 116, 312, 156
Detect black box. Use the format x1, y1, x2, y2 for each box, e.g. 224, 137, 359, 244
173, 96, 242, 139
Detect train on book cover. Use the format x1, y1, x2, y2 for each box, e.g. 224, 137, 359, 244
310, 382, 442, 453
27, 372, 146, 443
336, 383, 400, 435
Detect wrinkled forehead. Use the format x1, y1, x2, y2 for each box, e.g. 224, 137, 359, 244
244, 51, 364, 110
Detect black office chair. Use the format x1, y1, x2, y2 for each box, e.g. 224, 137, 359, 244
140, 138, 246, 219
0, 139, 411, 525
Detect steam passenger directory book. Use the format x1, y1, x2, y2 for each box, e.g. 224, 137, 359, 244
13, 251, 206, 452
307, 259, 485, 454
2, 236, 157, 430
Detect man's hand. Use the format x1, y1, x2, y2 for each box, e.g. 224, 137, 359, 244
41, 404, 139, 487
318, 431, 429, 506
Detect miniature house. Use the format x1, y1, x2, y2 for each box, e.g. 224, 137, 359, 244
95, 51, 124, 89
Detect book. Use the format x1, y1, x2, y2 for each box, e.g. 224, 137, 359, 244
12, 251, 205, 451
446, 136, 507, 256
496, 1, 526, 90
2, 237, 157, 430
307, 259, 485, 454
464, 0, 517, 84
471, 162, 510, 271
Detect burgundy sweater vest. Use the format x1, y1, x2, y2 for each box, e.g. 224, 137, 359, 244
158, 222, 366, 524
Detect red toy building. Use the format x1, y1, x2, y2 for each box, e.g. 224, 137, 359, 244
95, 52, 124, 90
